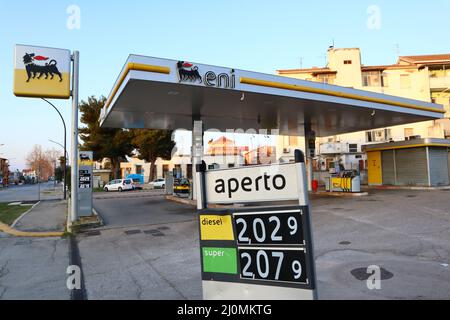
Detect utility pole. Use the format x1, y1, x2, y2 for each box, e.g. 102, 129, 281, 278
70, 51, 80, 223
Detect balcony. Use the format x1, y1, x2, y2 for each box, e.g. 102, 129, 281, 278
429, 76, 450, 90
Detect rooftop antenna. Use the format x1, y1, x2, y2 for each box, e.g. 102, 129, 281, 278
394, 43, 400, 60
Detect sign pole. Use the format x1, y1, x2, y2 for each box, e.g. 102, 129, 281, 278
70, 51, 80, 222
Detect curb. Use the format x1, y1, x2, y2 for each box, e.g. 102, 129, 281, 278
164, 195, 245, 208
312, 191, 369, 197
368, 185, 450, 191
0, 221, 64, 237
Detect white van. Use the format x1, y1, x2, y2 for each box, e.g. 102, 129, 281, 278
104, 178, 134, 192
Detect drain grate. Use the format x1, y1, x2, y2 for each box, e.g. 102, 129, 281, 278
86, 230, 101, 237
350, 267, 394, 281
144, 229, 160, 234
406, 195, 417, 198
157, 226, 170, 231
124, 229, 141, 235
339, 241, 352, 245
144, 229, 165, 236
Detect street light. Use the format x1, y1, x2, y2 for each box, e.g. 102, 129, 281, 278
42, 98, 67, 200
49, 139, 69, 192
49, 139, 69, 160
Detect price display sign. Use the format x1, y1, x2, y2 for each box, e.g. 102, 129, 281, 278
238, 248, 308, 284
79, 170, 91, 189
196, 157, 316, 299
234, 208, 305, 246
199, 206, 314, 290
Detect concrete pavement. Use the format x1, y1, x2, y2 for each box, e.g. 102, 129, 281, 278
94, 193, 195, 229
0, 236, 70, 300
0, 198, 69, 299
80, 189, 449, 300
13, 199, 67, 232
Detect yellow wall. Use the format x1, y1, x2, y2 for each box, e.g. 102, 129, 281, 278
367, 151, 382, 185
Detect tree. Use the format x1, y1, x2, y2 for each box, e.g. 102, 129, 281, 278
26, 145, 56, 181
79, 96, 133, 179
130, 129, 175, 181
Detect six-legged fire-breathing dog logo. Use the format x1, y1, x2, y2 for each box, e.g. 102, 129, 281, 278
177, 61, 202, 83
23, 53, 63, 82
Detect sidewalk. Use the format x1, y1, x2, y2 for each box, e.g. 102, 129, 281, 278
13, 200, 67, 232
0, 199, 70, 300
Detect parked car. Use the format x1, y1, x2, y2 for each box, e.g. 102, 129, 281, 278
174, 178, 190, 194
103, 178, 134, 192
149, 178, 165, 189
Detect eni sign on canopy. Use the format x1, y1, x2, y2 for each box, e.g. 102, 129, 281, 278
13, 44, 71, 99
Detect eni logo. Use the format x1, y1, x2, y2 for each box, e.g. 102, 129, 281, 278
23, 53, 63, 82
177, 61, 235, 89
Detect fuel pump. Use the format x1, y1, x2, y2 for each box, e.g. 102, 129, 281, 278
326, 169, 361, 193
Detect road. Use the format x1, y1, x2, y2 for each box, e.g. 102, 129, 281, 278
1, 188, 448, 300
78, 188, 450, 300
80, 192, 200, 299
0, 181, 63, 202
94, 190, 193, 228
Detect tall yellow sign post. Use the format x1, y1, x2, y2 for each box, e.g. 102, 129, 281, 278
13, 44, 80, 223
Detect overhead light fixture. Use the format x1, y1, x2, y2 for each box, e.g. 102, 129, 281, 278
168, 91, 179, 96
371, 110, 376, 117
240, 93, 245, 102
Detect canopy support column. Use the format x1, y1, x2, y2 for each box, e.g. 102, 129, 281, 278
191, 120, 204, 200
304, 123, 316, 192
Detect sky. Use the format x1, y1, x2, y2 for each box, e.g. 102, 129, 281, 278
1, 0, 449, 170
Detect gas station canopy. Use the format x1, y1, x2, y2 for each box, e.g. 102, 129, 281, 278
100, 55, 444, 136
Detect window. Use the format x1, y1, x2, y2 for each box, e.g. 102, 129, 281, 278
404, 128, 414, 138
400, 74, 411, 89
366, 129, 392, 142
289, 136, 298, 146
344, 60, 352, 65
228, 163, 235, 168
315, 74, 335, 84
381, 72, 389, 87
135, 165, 142, 174
162, 165, 169, 178
362, 71, 381, 87
187, 164, 193, 179
349, 144, 358, 153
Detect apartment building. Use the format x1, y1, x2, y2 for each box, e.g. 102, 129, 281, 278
277, 47, 450, 169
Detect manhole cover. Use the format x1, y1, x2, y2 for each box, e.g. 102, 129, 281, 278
339, 241, 351, 245
406, 195, 417, 198
351, 267, 394, 281
124, 229, 141, 235
332, 208, 344, 211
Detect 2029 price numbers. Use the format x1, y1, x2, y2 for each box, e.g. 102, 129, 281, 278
234, 211, 304, 245
238, 248, 308, 284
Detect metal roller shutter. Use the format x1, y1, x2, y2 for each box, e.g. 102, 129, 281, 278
428, 147, 449, 186
395, 147, 428, 186
382, 150, 396, 185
